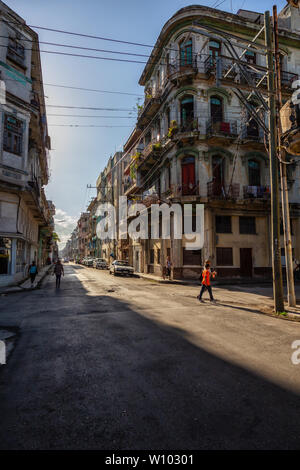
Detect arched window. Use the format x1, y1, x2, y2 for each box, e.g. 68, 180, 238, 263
180, 95, 194, 129
248, 159, 261, 186
209, 40, 221, 59
180, 39, 192, 67
210, 95, 223, 123
212, 155, 225, 196
181, 155, 196, 195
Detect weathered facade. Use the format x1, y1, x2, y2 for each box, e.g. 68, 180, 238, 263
0, 1, 53, 286
122, 4, 300, 279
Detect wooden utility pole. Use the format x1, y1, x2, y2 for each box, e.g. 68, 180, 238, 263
273, 5, 296, 307
264, 10, 284, 312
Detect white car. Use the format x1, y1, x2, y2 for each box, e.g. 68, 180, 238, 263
109, 260, 134, 276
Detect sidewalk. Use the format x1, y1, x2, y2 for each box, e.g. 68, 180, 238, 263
138, 272, 300, 318
0, 265, 53, 295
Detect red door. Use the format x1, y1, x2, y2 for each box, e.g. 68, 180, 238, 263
182, 158, 195, 195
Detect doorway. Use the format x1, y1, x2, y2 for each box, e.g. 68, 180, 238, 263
240, 248, 252, 277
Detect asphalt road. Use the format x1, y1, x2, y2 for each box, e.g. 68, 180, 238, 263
0, 263, 300, 450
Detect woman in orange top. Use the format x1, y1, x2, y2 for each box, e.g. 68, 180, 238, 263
197, 262, 217, 302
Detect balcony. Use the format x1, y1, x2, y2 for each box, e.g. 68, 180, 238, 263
206, 119, 237, 139
137, 90, 161, 127
167, 58, 198, 83
243, 185, 270, 199
280, 70, 298, 89
204, 55, 298, 90
207, 182, 240, 199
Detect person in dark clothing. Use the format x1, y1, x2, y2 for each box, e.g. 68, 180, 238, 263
28, 261, 38, 287
198, 263, 217, 302
53, 259, 64, 288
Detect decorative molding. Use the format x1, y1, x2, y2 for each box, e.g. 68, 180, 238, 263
207, 87, 232, 104
242, 150, 269, 168
204, 146, 235, 163
175, 147, 199, 159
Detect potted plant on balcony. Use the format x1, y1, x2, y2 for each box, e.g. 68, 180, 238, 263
152, 142, 162, 151
168, 120, 178, 138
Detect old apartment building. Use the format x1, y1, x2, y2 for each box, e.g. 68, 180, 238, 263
119, 4, 300, 279
0, 1, 54, 286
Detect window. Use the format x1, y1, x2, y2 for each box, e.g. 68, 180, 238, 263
209, 40, 221, 59
3, 114, 23, 156
216, 216, 231, 233
150, 249, 154, 264
239, 216, 256, 234
7, 37, 25, 67
248, 159, 261, 186
280, 219, 294, 235
210, 96, 223, 123
181, 156, 195, 195
216, 247, 233, 266
245, 50, 256, 64
180, 39, 192, 67
157, 249, 161, 264
180, 95, 194, 129
16, 240, 25, 273
183, 248, 201, 266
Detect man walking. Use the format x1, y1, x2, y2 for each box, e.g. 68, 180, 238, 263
28, 261, 38, 287
198, 262, 217, 303
53, 259, 64, 288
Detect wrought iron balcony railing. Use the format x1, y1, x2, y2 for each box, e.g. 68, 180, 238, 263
206, 119, 238, 137
243, 185, 270, 199
207, 182, 240, 199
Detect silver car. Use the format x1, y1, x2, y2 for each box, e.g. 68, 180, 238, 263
109, 260, 134, 276
95, 258, 108, 269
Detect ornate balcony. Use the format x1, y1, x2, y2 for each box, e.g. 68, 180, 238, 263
206, 119, 237, 138
243, 185, 270, 199
167, 58, 198, 83
207, 182, 240, 199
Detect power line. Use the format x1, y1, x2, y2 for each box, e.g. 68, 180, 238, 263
3, 77, 143, 96
48, 124, 133, 127
46, 105, 136, 111
47, 114, 136, 118
0, 35, 152, 58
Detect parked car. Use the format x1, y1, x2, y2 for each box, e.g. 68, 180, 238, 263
85, 258, 94, 267
63, 258, 69, 263
94, 258, 108, 269
109, 260, 134, 276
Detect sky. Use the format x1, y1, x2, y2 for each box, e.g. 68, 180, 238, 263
5, 0, 287, 248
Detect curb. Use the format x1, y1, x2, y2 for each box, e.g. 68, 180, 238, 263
0, 265, 53, 296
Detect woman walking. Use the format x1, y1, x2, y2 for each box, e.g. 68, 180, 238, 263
53, 259, 64, 288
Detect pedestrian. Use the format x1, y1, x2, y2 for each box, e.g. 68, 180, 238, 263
197, 262, 217, 303
165, 256, 172, 280
28, 261, 38, 287
53, 259, 64, 288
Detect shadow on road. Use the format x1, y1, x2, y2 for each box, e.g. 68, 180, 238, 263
0, 266, 299, 450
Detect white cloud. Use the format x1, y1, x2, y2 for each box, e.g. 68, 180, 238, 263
54, 208, 79, 249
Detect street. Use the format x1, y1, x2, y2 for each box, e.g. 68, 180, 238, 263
0, 263, 300, 450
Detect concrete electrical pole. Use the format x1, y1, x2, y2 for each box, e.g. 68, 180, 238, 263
264, 10, 284, 312
273, 5, 296, 307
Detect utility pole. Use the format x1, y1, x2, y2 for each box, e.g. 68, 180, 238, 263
273, 5, 296, 307
264, 10, 284, 312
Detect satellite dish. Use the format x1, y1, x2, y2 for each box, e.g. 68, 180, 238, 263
287, 0, 300, 7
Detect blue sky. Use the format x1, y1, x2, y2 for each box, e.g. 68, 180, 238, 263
5, 0, 286, 247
